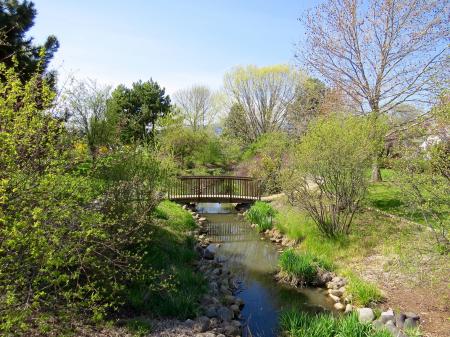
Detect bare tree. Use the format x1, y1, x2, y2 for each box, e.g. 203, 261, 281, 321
224, 65, 303, 141
173, 85, 217, 131
63, 78, 112, 157
299, 0, 449, 180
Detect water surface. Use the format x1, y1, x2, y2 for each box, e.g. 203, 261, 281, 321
197, 203, 335, 337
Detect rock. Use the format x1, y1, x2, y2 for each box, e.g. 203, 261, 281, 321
220, 285, 232, 295
230, 320, 241, 328
184, 319, 194, 328
357, 308, 375, 323
223, 322, 240, 336
329, 288, 344, 297
385, 320, 400, 335
223, 294, 236, 304
199, 217, 207, 222
230, 304, 240, 315
396, 313, 406, 329
204, 244, 218, 260
334, 302, 345, 310
329, 294, 341, 302
212, 268, 221, 275
195, 316, 210, 332
345, 304, 353, 313
315, 271, 333, 286
205, 306, 217, 318
404, 317, 419, 329
195, 333, 215, 337
381, 309, 395, 324
235, 297, 244, 308
217, 306, 233, 322
372, 319, 384, 330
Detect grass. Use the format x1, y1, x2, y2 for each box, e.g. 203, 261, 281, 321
126, 200, 206, 319
342, 272, 384, 306
154, 200, 197, 231
279, 249, 333, 285
279, 310, 392, 337
246, 201, 276, 232
365, 168, 431, 224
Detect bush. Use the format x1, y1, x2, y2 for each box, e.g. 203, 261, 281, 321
282, 114, 378, 237
279, 310, 392, 337
278, 249, 333, 286
245, 201, 277, 231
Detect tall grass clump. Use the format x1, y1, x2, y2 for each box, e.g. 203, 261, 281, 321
279, 310, 392, 337
278, 249, 333, 286
246, 201, 277, 231
344, 272, 384, 306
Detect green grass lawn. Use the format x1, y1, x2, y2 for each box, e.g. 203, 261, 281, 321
365, 168, 431, 224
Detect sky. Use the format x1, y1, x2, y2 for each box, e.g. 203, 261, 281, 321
31, 0, 320, 94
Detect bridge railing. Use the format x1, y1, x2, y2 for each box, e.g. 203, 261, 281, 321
168, 176, 261, 202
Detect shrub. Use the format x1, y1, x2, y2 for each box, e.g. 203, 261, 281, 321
282, 114, 379, 237
278, 249, 332, 286
246, 201, 277, 231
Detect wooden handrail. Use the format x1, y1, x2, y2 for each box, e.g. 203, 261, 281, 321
168, 176, 261, 203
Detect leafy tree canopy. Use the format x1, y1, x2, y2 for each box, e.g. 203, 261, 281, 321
107, 80, 171, 143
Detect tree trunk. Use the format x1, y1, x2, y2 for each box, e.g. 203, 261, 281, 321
371, 161, 382, 182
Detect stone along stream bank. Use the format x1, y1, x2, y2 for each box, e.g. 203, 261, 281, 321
191, 203, 336, 337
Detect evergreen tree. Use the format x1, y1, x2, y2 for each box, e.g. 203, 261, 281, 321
0, 0, 59, 83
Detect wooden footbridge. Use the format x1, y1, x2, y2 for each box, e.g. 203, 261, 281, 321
168, 176, 261, 203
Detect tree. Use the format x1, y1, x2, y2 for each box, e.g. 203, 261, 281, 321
0, 0, 59, 83
173, 85, 217, 130
224, 64, 303, 142
222, 103, 251, 143
63, 78, 114, 158
287, 78, 327, 136
107, 80, 171, 143
282, 115, 379, 237
299, 0, 449, 181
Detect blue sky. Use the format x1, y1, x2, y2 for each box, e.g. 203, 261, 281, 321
31, 0, 319, 94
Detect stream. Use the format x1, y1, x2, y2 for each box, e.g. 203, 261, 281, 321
197, 203, 336, 337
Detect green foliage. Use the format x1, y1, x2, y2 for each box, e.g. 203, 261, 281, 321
278, 249, 333, 285
130, 201, 206, 319
283, 114, 381, 236
246, 201, 276, 232
343, 272, 384, 306
280, 311, 389, 337
155, 200, 196, 231
107, 80, 171, 143
243, 131, 290, 194
396, 141, 449, 253
125, 318, 152, 337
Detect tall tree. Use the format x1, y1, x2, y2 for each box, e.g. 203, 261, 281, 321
0, 0, 59, 83
299, 0, 448, 181
224, 64, 302, 142
63, 78, 113, 157
173, 85, 217, 131
107, 80, 171, 143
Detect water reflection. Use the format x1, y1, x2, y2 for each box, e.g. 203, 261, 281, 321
197, 203, 335, 337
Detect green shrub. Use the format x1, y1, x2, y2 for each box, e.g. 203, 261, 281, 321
344, 272, 384, 306
282, 114, 383, 237
246, 201, 276, 231
278, 249, 333, 285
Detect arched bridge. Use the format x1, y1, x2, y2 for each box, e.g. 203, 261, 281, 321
168, 176, 261, 203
